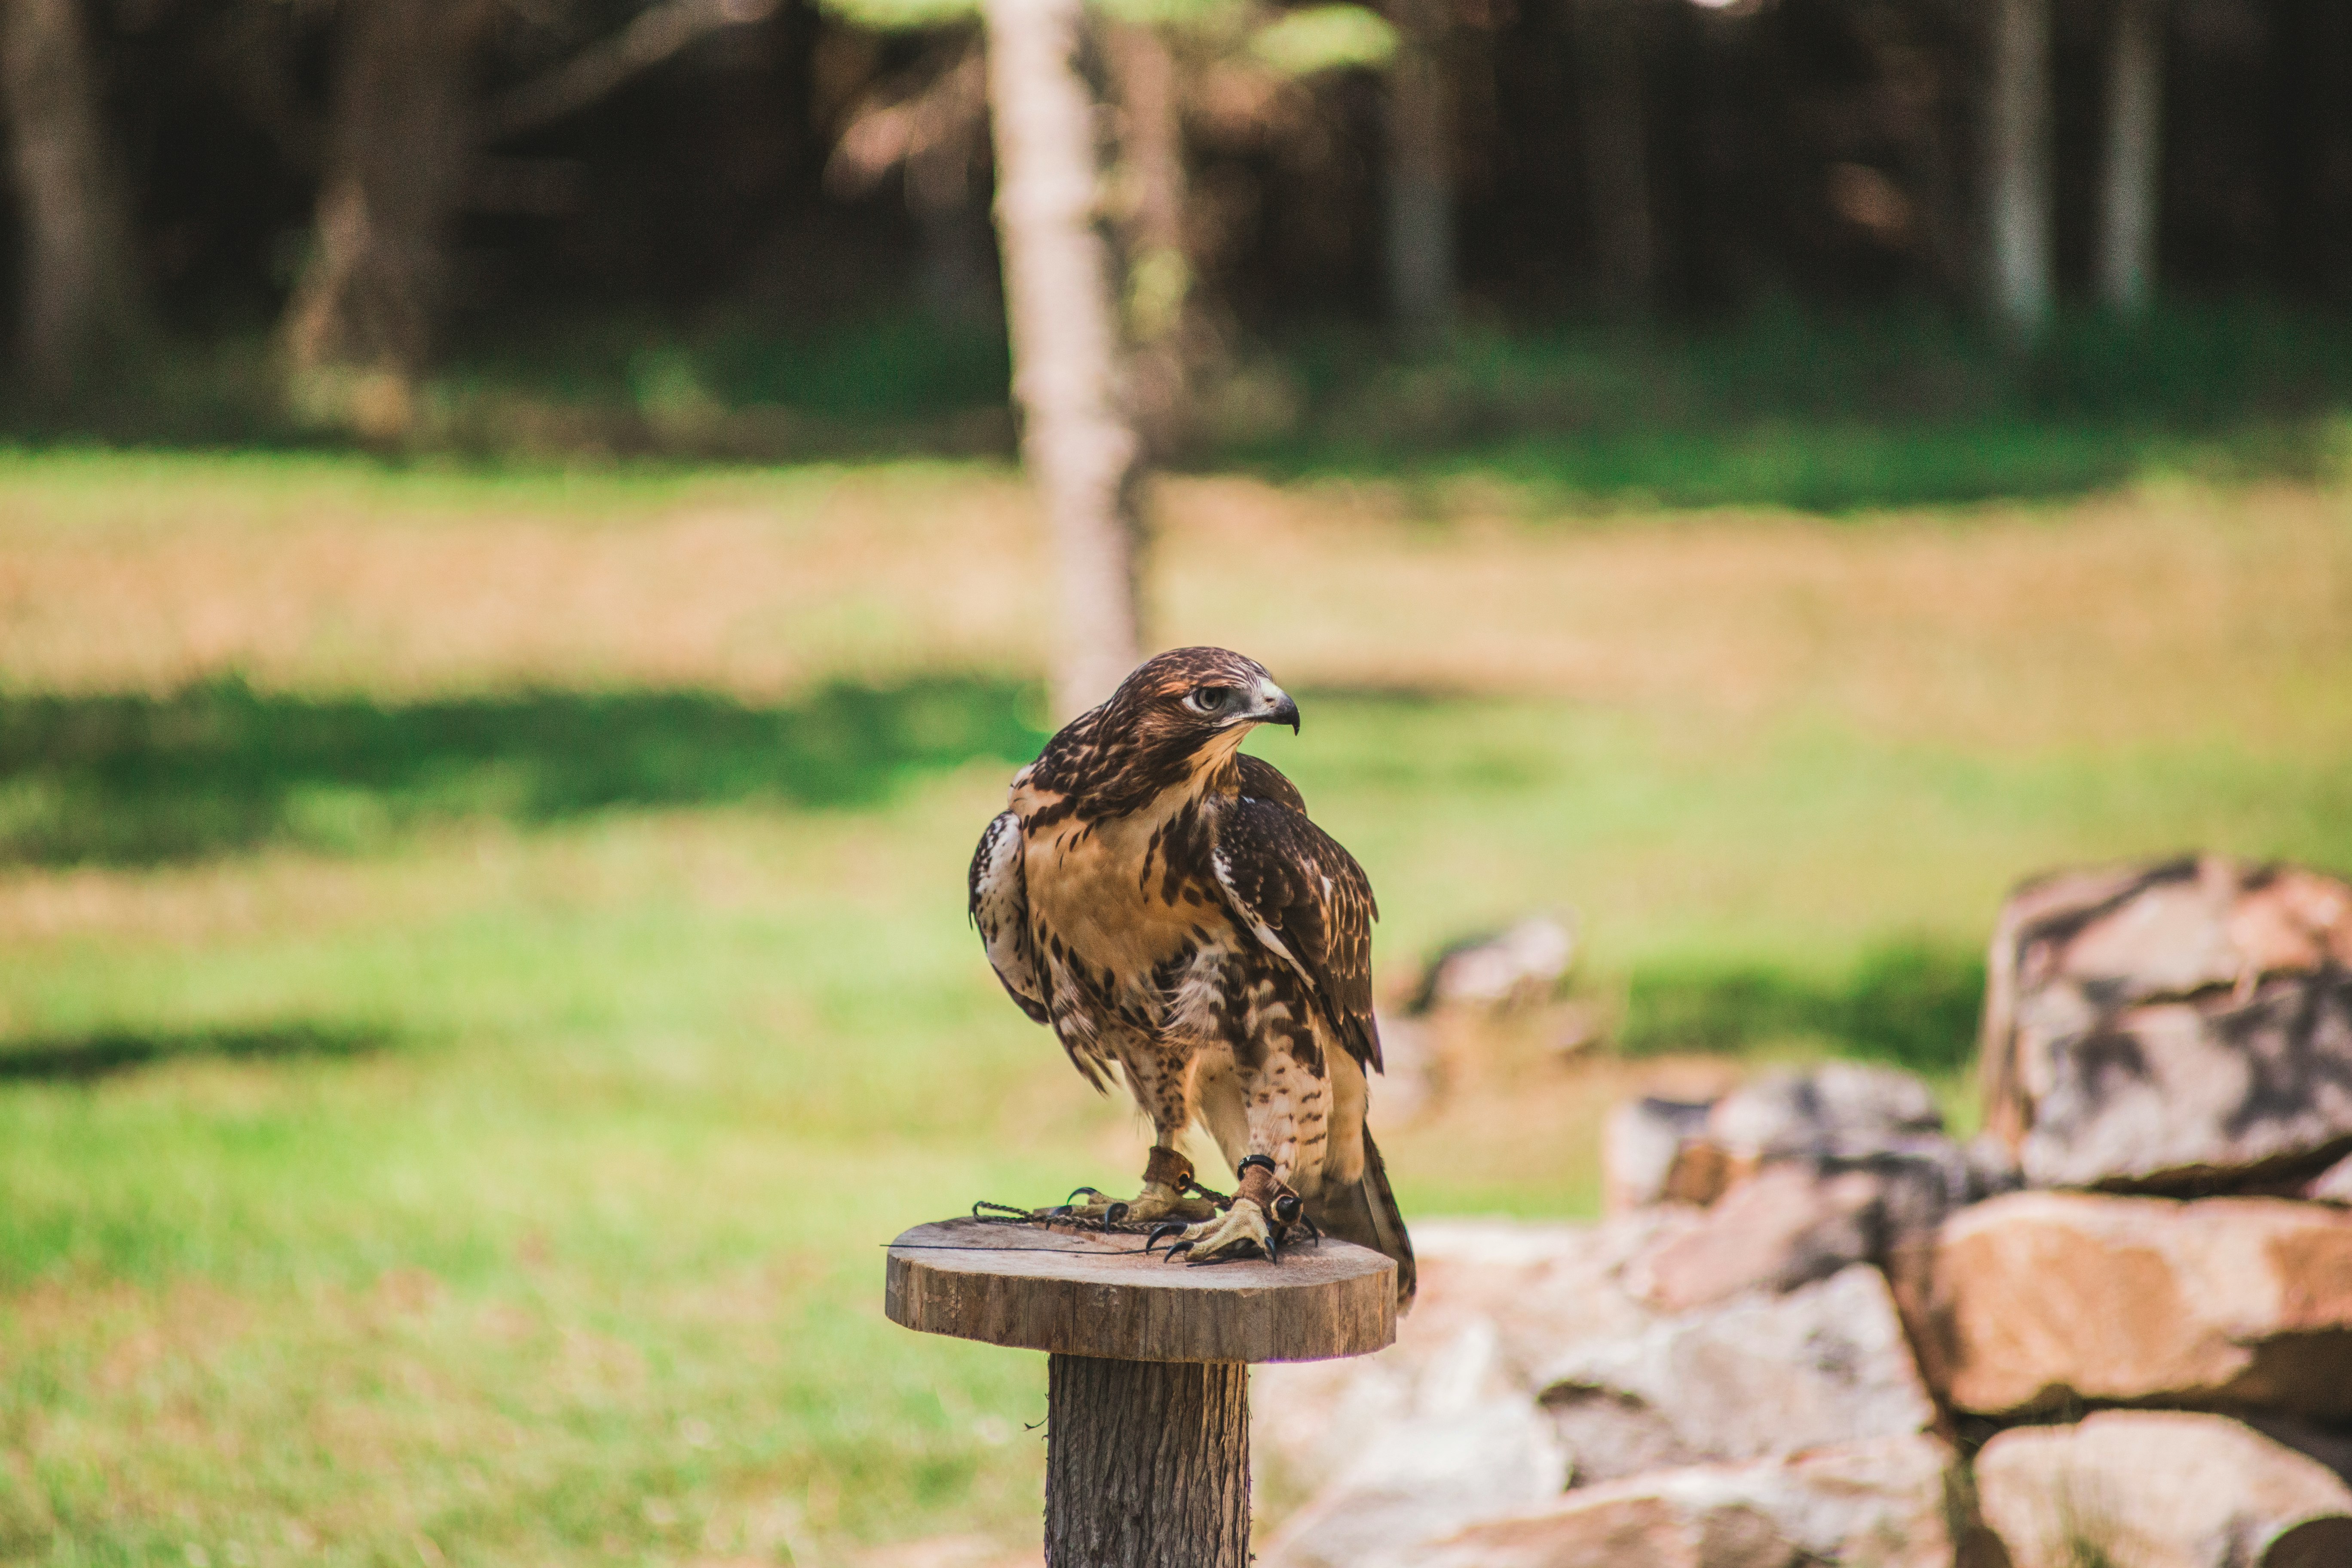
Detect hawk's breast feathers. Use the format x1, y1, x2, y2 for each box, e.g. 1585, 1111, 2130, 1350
965, 649, 1381, 1079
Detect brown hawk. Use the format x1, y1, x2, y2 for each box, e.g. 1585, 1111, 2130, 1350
968, 646, 1415, 1302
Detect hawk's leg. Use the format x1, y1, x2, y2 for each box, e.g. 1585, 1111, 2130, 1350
1036, 1144, 1215, 1225
1148, 1155, 1308, 1263
1155, 1018, 1321, 1262
1037, 1039, 1215, 1225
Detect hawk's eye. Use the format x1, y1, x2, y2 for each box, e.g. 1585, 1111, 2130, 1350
1186, 686, 1235, 716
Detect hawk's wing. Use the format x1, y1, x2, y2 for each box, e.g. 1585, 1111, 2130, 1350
969, 811, 1049, 1024
1236, 752, 1307, 814
1208, 794, 1383, 1072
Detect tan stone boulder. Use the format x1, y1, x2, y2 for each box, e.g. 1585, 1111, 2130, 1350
1704, 1063, 1944, 1162
1420, 1433, 1956, 1568
1629, 1134, 2009, 1313
1920, 1191, 2352, 1418
1630, 1163, 1887, 1311
1603, 1096, 1715, 1214
1255, 1216, 1673, 1498
1540, 1265, 1939, 1486
1256, 1394, 1569, 1568
1645, 1063, 1954, 1209
1976, 1411, 2352, 1568
2308, 1151, 2352, 1205
1979, 855, 2352, 1191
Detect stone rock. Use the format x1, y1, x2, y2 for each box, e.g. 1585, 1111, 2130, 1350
1979, 855, 2352, 1192
1630, 1163, 1887, 1311
1653, 1064, 1951, 1208
1255, 1216, 1674, 1498
2307, 1152, 2352, 1205
1258, 1393, 1568, 1568
2243, 1414, 2352, 1489
1538, 1264, 1938, 1486
1604, 1096, 1715, 1214
1921, 1190, 2352, 1418
1420, 1433, 1956, 1568
1632, 1136, 2011, 1312
1705, 1063, 1944, 1161
1410, 916, 1580, 1013
1975, 1411, 2352, 1568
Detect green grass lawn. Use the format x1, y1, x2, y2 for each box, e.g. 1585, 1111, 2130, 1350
0, 450, 2348, 1565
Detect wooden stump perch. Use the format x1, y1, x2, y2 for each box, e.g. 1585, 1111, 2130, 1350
886, 1218, 1398, 1567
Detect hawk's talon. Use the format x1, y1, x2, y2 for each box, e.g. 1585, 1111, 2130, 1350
1165, 1194, 1275, 1264
1038, 1178, 1213, 1228
1145, 1221, 1188, 1254
1162, 1239, 1195, 1260
1066, 1186, 1107, 1205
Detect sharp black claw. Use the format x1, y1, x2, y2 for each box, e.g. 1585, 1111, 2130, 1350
1298, 1213, 1323, 1245
1066, 1186, 1105, 1205
1145, 1222, 1187, 1255
1265, 1235, 1279, 1265
1105, 1201, 1130, 1224
1044, 1205, 1076, 1219
1163, 1240, 1195, 1260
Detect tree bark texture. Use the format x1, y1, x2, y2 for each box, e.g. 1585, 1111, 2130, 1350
1574, 0, 1653, 311
1384, 0, 1455, 345
2097, 0, 2164, 313
983, 0, 1148, 720
1045, 1355, 1249, 1568
1107, 20, 1192, 459
282, 0, 491, 391
1985, 0, 2054, 343
0, 0, 143, 392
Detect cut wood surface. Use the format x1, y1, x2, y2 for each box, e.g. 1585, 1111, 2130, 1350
886, 1219, 1396, 1363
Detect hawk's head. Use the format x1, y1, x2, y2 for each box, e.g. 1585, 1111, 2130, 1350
1103, 646, 1298, 751
1036, 647, 1297, 810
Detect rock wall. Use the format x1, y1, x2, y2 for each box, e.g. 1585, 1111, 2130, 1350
1262, 858, 2352, 1568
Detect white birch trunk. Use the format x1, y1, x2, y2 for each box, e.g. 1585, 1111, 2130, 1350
1986, 0, 2054, 343
983, 0, 1147, 720
0, 0, 144, 392
2097, 0, 2164, 314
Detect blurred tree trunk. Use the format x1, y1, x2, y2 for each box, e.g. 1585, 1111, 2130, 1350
982, 0, 1147, 719
281, 0, 492, 432
1107, 20, 1193, 459
1384, 0, 1455, 346
0, 0, 144, 394
2097, 0, 2163, 313
1984, 0, 2053, 343
1573, 0, 1652, 311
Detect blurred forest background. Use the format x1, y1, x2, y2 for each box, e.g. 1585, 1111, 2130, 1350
5, 0, 2352, 499
3, 0, 2352, 1565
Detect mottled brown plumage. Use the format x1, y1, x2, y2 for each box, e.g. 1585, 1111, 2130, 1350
969, 647, 1414, 1303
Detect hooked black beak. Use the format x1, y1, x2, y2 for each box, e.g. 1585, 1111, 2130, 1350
1265, 692, 1300, 734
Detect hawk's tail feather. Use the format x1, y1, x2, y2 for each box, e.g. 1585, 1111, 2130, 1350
1305, 1127, 1416, 1310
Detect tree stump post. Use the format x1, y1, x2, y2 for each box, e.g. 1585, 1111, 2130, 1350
885, 1218, 1398, 1568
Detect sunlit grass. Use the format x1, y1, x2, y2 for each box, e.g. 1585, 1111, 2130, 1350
0, 449, 2347, 1564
